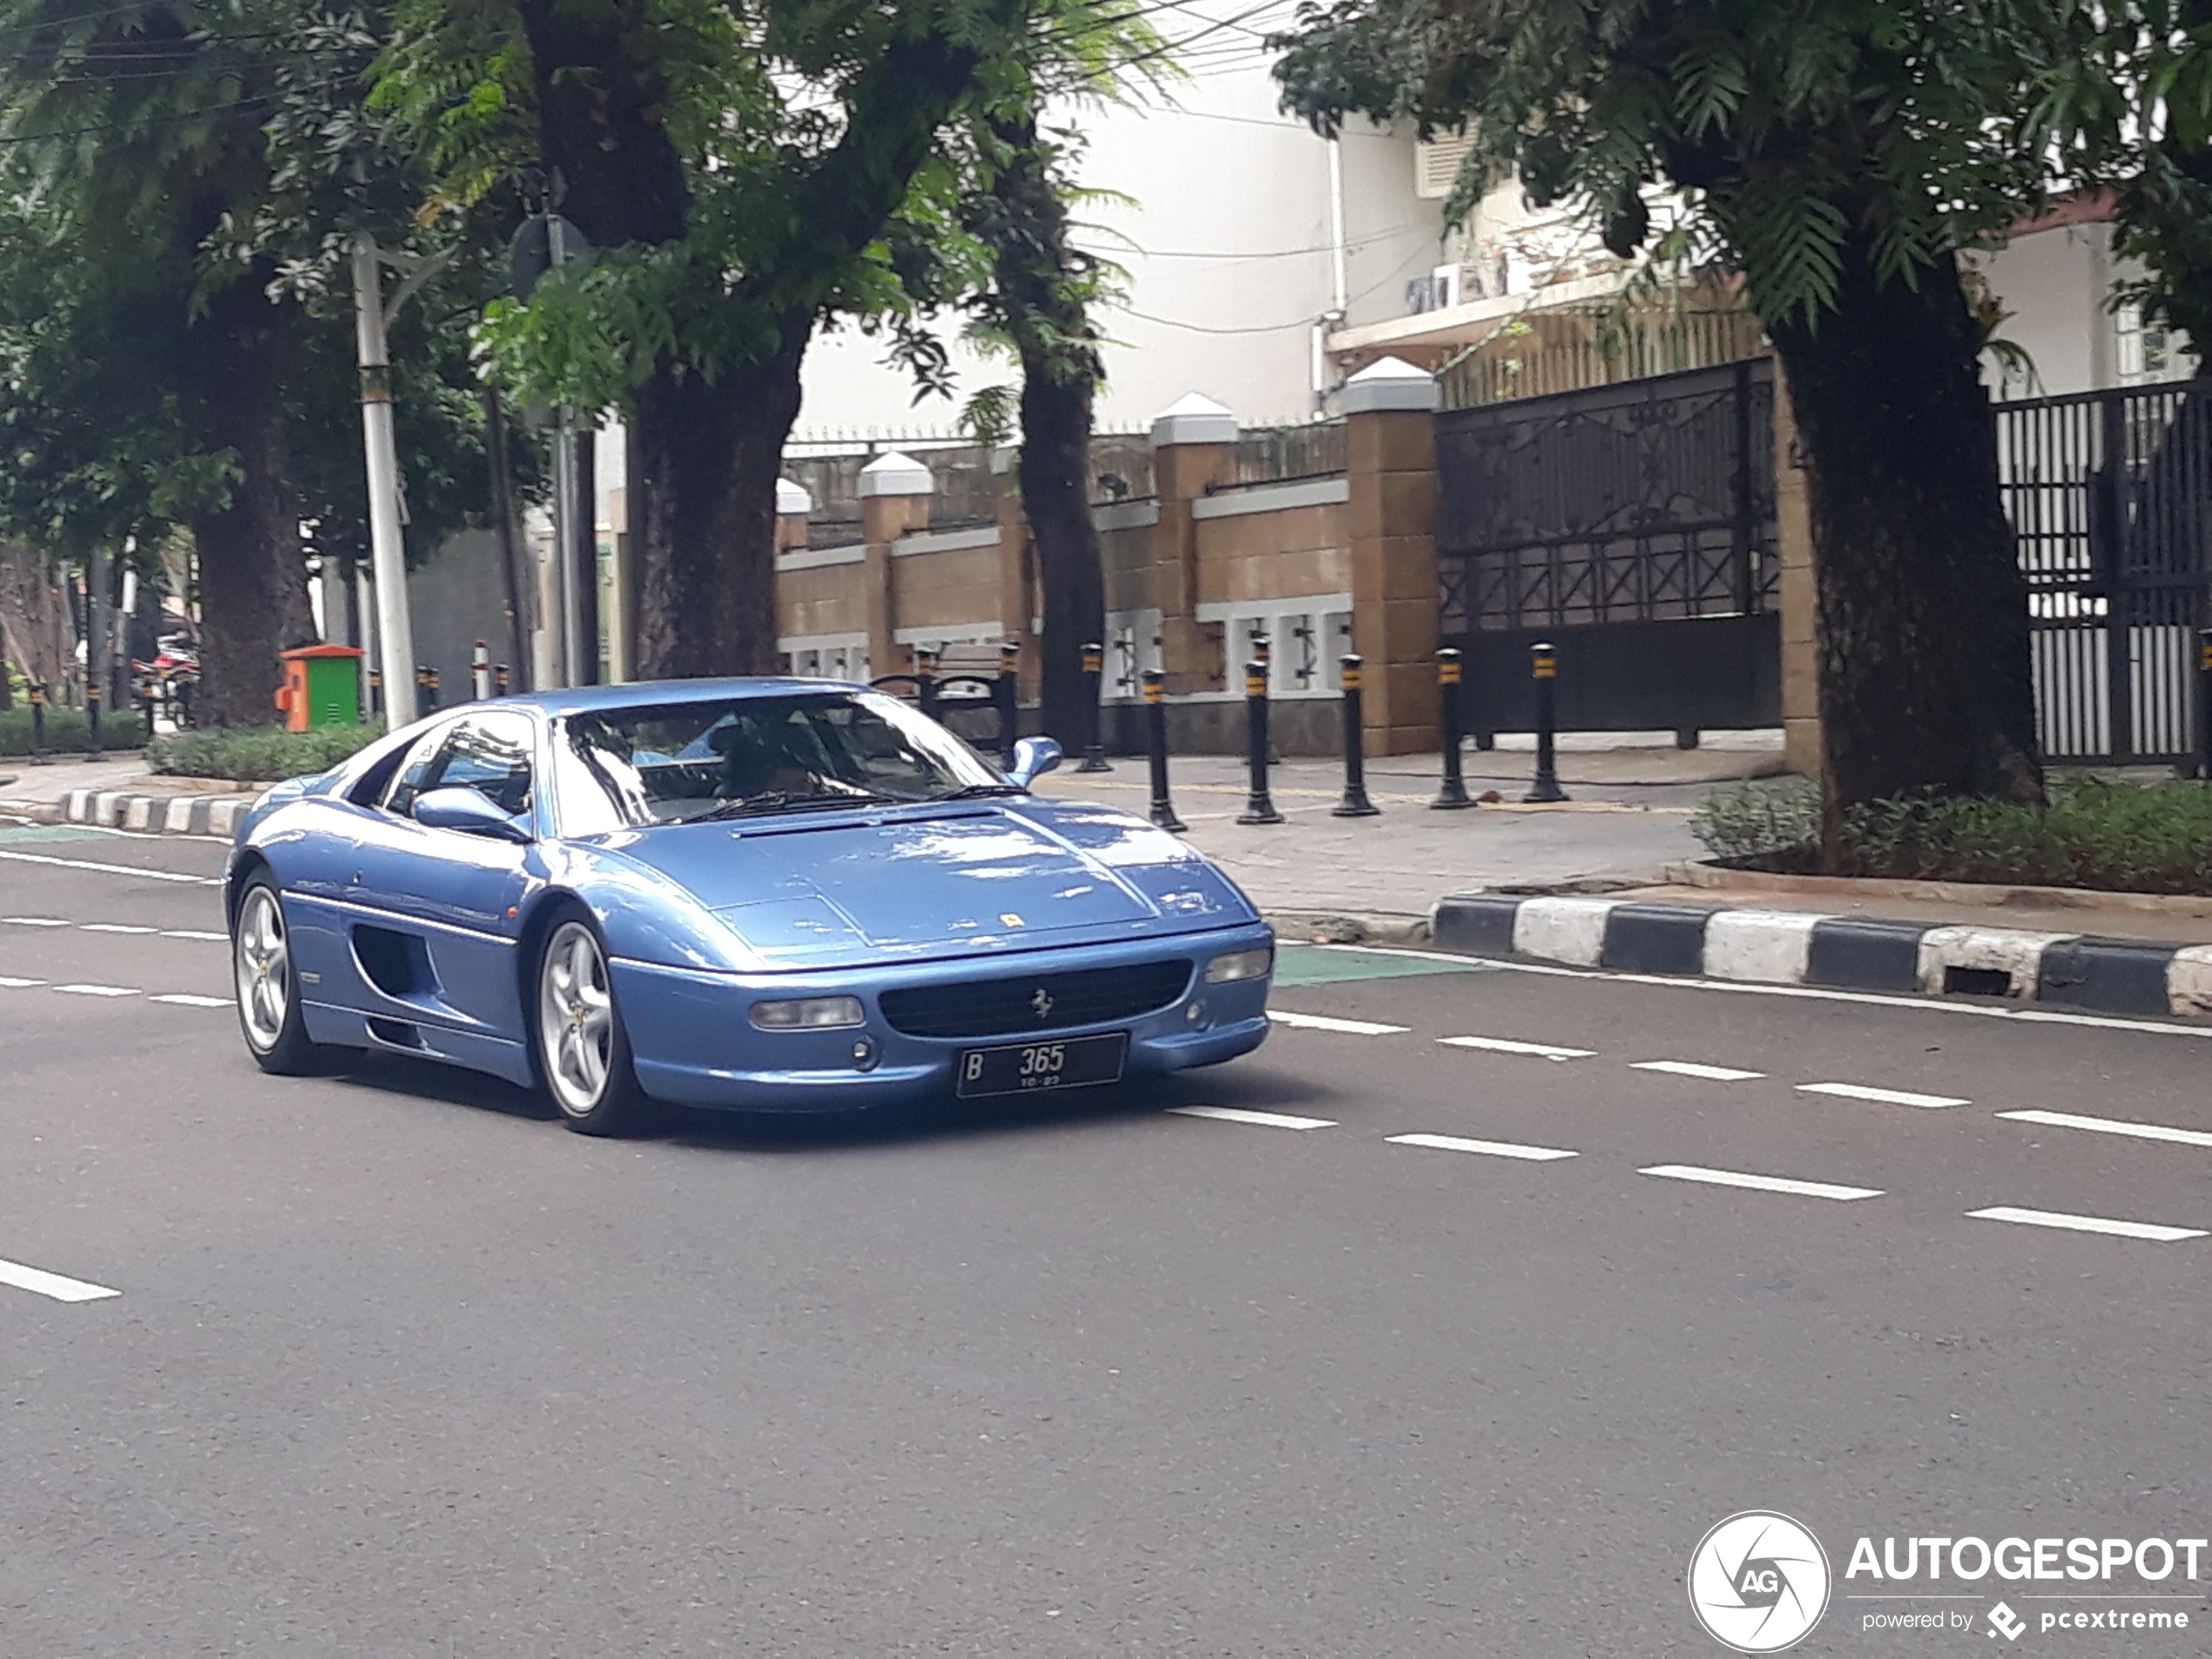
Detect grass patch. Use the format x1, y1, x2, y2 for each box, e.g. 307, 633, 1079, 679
1693, 773, 2212, 895
147, 722, 385, 783
0, 704, 148, 757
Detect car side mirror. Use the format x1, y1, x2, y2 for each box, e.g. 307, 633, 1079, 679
414, 785, 531, 842
1007, 736, 1062, 790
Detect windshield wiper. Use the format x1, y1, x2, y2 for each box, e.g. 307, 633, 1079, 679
693, 790, 892, 822
930, 783, 1027, 800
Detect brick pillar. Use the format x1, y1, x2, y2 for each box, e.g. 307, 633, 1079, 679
775, 477, 813, 555
1147, 394, 1238, 694
1343, 358, 1441, 755
859, 452, 931, 678
1772, 361, 1823, 779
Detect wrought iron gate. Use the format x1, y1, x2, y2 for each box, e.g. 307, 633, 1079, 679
1997, 381, 2212, 765
1435, 360, 1780, 735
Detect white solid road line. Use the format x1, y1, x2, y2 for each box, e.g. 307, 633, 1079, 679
52, 983, 141, 998
0, 847, 222, 886
1640, 1163, 1885, 1202
1168, 1105, 1338, 1130
1966, 1205, 2207, 1243
1267, 1010, 1409, 1036
1386, 1132, 1578, 1162
0, 1257, 121, 1303
1997, 1109, 2212, 1150
1438, 1035, 1595, 1060
1632, 1060, 1765, 1082
151, 994, 233, 1008
1797, 1082, 1969, 1109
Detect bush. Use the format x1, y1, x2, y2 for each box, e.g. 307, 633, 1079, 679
1689, 776, 1822, 865
1693, 772, 2212, 895
0, 703, 149, 756
146, 721, 386, 783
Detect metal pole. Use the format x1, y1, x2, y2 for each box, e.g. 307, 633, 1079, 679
1526, 640, 1568, 803
551, 421, 577, 688
1076, 641, 1112, 772
1238, 660, 1283, 824
1332, 653, 1379, 817
1431, 647, 1472, 809
573, 423, 598, 685
353, 233, 419, 728
1143, 668, 1185, 832
995, 640, 1021, 767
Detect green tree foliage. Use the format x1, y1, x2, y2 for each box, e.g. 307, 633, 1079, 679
374, 0, 1143, 680
1276, 0, 2074, 833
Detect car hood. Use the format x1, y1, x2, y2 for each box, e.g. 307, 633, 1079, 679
590, 799, 1253, 970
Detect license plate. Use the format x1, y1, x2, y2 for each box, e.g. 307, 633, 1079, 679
955, 1032, 1128, 1099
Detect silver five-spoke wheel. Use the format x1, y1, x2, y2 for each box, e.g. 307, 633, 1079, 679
539, 920, 617, 1120
234, 881, 291, 1055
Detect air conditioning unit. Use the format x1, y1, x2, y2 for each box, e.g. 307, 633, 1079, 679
1413, 131, 1477, 200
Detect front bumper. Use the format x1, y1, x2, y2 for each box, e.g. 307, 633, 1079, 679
613, 923, 1273, 1111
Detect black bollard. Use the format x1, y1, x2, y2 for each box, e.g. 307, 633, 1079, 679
1332, 654, 1380, 817
1076, 642, 1112, 772
495, 664, 511, 698
995, 641, 1021, 767
1525, 640, 1569, 803
85, 682, 103, 761
426, 666, 442, 712
1251, 635, 1278, 765
368, 668, 382, 718
29, 680, 50, 765
1142, 668, 1185, 832
1431, 648, 1473, 809
2198, 629, 2212, 780
914, 647, 941, 725
1237, 660, 1284, 825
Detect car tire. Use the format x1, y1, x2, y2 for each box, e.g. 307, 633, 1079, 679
533, 912, 655, 1137
233, 873, 349, 1076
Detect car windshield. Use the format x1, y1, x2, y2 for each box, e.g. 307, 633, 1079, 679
555, 690, 1004, 827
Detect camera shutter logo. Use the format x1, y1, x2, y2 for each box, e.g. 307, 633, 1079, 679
1687, 1511, 1831, 1653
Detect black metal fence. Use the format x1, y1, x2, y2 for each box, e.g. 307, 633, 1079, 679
1996, 381, 2212, 765
1434, 359, 1780, 734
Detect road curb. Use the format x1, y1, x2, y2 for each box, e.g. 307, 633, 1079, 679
58, 787, 255, 838
1432, 892, 2212, 1020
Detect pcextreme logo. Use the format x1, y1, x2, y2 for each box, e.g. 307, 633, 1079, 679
1688, 1511, 1833, 1653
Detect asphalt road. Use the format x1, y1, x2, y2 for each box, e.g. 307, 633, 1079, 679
3, 822, 2211, 1656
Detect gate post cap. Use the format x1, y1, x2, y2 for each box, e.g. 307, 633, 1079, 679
1150, 393, 1239, 447
858, 452, 933, 497
1340, 357, 1440, 415
776, 477, 814, 515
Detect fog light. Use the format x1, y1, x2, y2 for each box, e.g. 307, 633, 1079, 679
751, 995, 865, 1030
851, 1035, 880, 1071
1185, 999, 1210, 1027
1204, 947, 1272, 984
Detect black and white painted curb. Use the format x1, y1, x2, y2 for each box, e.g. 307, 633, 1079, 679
58, 788, 254, 838
1433, 893, 2212, 1021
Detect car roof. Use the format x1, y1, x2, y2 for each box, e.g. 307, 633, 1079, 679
492, 677, 876, 719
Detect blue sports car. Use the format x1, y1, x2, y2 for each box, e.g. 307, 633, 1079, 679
226, 678, 1273, 1134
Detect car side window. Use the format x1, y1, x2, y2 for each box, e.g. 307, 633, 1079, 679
422, 713, 537, 819
379, 726, 451, 818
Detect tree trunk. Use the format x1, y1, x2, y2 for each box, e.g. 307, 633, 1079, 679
186, 277, 315, 728
1765, 245, 2044, 847
1021, 362, 1104, 742
628, 316, 811, 678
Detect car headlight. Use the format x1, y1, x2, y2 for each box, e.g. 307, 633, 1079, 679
750, 995, 866, 1030
1204, 947, 1273, 984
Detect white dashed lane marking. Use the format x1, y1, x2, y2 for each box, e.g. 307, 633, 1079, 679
0, 916, 69, 927
3, 916, 225, 941
1266, 1010, 1408, 1036
52, 984, 140, 998
162, 929, 228, 941
152, 994, 233, 1008
1640, 1163, 1885, 1202
0, 976, 44, 989
80, 923, 157, 934
1168, 1105, 1337, 1130
0, 1257, 121, 1303
1437, 1035, 1595, 1060
1997, 1109, 2212, 1150
1386, 1132, 1578, 1162
1797, 1082, 1969, 1109
1631, 1060, 1765, 1082
1966, 1205, 2207, 1243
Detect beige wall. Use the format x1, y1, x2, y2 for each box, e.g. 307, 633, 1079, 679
1193, 504, 1350, 608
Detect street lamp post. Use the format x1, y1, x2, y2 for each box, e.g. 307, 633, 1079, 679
353, 233, 420, 730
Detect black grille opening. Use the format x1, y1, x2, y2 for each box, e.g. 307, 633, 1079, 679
880, 959, 1193, 1039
